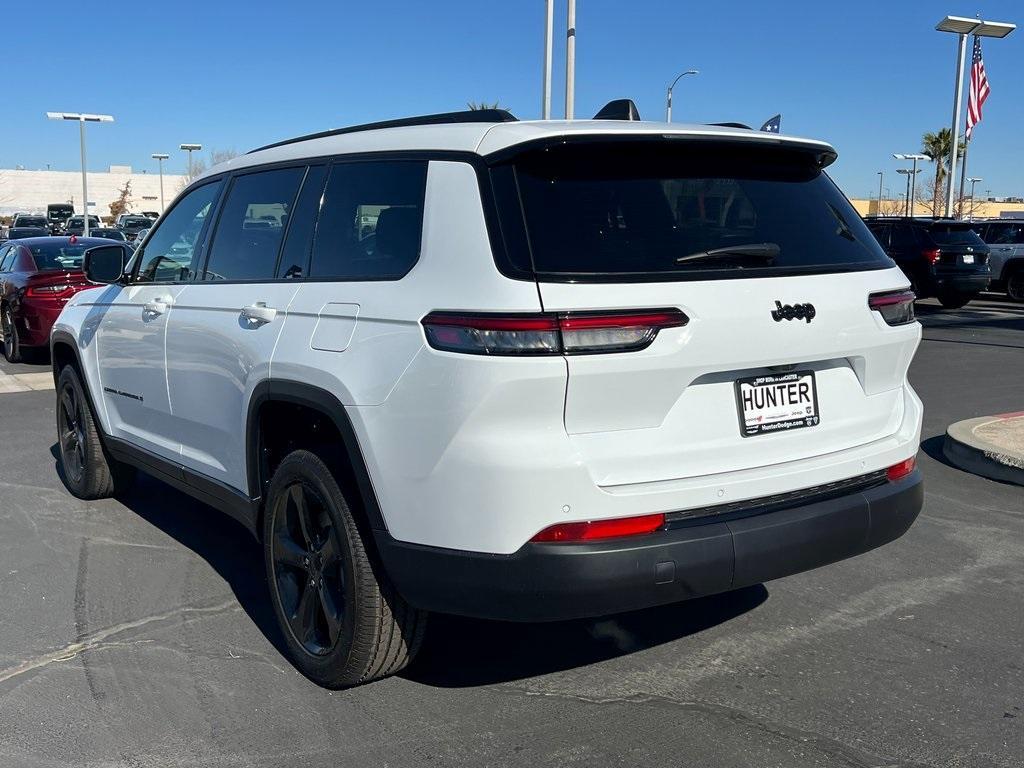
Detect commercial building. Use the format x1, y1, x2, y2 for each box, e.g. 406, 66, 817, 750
0, 166, 188, 219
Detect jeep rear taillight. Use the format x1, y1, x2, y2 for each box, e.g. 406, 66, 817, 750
923, 248, 941, 264
421, 309, 688, 356
868, 290, 916, 326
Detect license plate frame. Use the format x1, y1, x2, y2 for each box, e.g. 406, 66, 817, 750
735, 370, 820, 438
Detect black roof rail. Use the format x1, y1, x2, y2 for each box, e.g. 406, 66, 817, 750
707, 121, 753, 130
249, 109, 518, 154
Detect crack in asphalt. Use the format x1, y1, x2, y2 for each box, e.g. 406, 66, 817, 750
0, 598, 239, 685
504, 687, 922, 768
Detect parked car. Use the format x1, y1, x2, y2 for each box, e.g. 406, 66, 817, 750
1, 236, 130, 362
88, 228, 128, 242
12, 214, 48, 231
47, 203, 75, 234
129, 226, 151, 249
864, 217, 990, 308
970, 218, 1024, 301
141, 211, 160, 220
2, 226, 49, 242
63, 216, 103, 235
52, 107, 923, 687
116, 215, 155, 242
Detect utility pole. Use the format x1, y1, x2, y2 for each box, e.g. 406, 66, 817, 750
565, 0, 576, 119
542, 0, 553, 119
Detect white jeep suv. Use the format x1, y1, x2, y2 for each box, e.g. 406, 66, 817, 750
51, 107, 924, 687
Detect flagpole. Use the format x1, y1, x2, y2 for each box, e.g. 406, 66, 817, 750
957, 135, 970, 219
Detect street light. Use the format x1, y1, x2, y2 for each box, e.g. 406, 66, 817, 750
935, 15, 1015, 217
893, 153, 928, 216
876, 171, 884, 215
967, 177, 982, 218
896, 168, 921, 217
46, 112, 114, 237
151, 153, 169, 211
180, 143, 202, 178
666, 69, 699, 122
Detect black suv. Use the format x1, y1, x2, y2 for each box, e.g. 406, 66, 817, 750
864, 218, 990, 308
116, 215, 154, 242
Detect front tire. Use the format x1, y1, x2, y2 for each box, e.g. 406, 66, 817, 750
2, 307, 21, 363
56, 366, 133, 499
263, 450, 426, 687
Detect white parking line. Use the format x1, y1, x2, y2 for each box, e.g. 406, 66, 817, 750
0, 370, 54, 394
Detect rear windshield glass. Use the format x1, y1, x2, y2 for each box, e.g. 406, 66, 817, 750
498, 140, 892, 281
16, 216, 47, 227
122, 217, 150, 227
927, 224, 986, 246
28, 243, 86, 270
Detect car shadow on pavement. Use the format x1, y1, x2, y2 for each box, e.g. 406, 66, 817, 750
48, 444, 290, 659
404, 584, 768, 688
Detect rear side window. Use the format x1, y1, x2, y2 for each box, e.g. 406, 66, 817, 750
496, 140, 892, 281
926, 224, 986, 247
0, 247, 14, 272
891, 225, 918, 250
309, 160, 427, 280
202, 167, 305, 281
986, 222, 1024, 244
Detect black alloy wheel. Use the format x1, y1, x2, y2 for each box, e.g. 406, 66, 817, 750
58, 380, 87, 486
270, 481, 346, 656
1007, 271, 1024, 302
2, 308, 19, 363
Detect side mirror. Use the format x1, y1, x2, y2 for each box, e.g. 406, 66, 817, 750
83, 245, 128, 284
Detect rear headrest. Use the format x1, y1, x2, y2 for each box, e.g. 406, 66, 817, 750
375, 207, 421, 259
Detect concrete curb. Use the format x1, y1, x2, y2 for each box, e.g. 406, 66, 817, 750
943, 413, 1024, 487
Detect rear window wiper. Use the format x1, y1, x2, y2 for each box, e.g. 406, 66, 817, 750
675, 242, 780, 265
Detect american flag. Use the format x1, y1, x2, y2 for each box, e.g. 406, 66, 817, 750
966, 35, 990, 140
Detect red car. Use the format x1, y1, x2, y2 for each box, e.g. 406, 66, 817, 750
0, 236, 125, 362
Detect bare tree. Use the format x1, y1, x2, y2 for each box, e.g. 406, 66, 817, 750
467, 101, 502, 111
109, 180, 133, 219
209, 148, 239, 166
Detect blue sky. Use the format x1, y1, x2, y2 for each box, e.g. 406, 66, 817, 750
5, 0, 1022, 199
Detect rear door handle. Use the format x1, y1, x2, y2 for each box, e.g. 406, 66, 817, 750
143, 297, 172, 315
241, 303, 278, 324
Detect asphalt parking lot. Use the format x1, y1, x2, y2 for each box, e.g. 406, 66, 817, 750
0, 296, 1021, 768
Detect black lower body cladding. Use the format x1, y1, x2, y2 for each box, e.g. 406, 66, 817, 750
375, 471, 923, 622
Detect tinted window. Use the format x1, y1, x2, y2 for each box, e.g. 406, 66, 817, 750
500, 141, 891, 280
15, 216, 46, 228
310, 161, 427, 280
202, 167, 304, 281
27, 243, 88, 270
986, 222, 1024, 245
891, 225, 918, 250
0, 247, 13, 272
121, 216, 151, 229
276, 165, 327, 279
135, 181, 221, 283
927, 224, 986, 246
866, 222, 891, 249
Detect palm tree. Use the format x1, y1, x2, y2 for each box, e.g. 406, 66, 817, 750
920, 128, 965, 217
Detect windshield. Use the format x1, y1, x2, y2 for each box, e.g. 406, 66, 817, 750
28, 243, 87, 270
16, 216, 47, 228
928, 224, 986, 247
48, 207, 73, 220
498, 140, 892, 281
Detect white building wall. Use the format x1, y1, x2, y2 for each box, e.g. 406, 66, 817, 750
0, 168, 189, 218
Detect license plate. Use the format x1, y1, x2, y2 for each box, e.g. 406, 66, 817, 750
735, 371, 820, 437
962, 254, 975, 264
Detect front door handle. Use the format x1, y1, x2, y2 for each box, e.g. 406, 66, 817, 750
143, 297, 172, 315
241, 302, 278, 324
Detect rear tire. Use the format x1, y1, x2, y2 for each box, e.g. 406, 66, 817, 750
937, 292, 972, 310
2, 307, 21, 363
56, 366, 133, 499
263, 449, 426, 688
1007, 269, 1024, 302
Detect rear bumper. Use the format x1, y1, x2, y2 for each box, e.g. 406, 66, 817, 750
931, 272, 990, 294
17, 302, 64, 347
376, 469, 923, 622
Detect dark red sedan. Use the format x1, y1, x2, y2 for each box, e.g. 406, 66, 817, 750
0, 237, 123, 362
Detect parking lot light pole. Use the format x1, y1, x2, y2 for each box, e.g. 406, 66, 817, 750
967, 177, 982, 217
151, 153, 169, 212
893, 153, 928, 217
46, 112, 114, 237
935, 16, 1015, 218
564, 0, 576, 119
180, 143, 202, 179
877, 171, 884, 214
666, 69, 699, 122
896, 169, 920, 217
